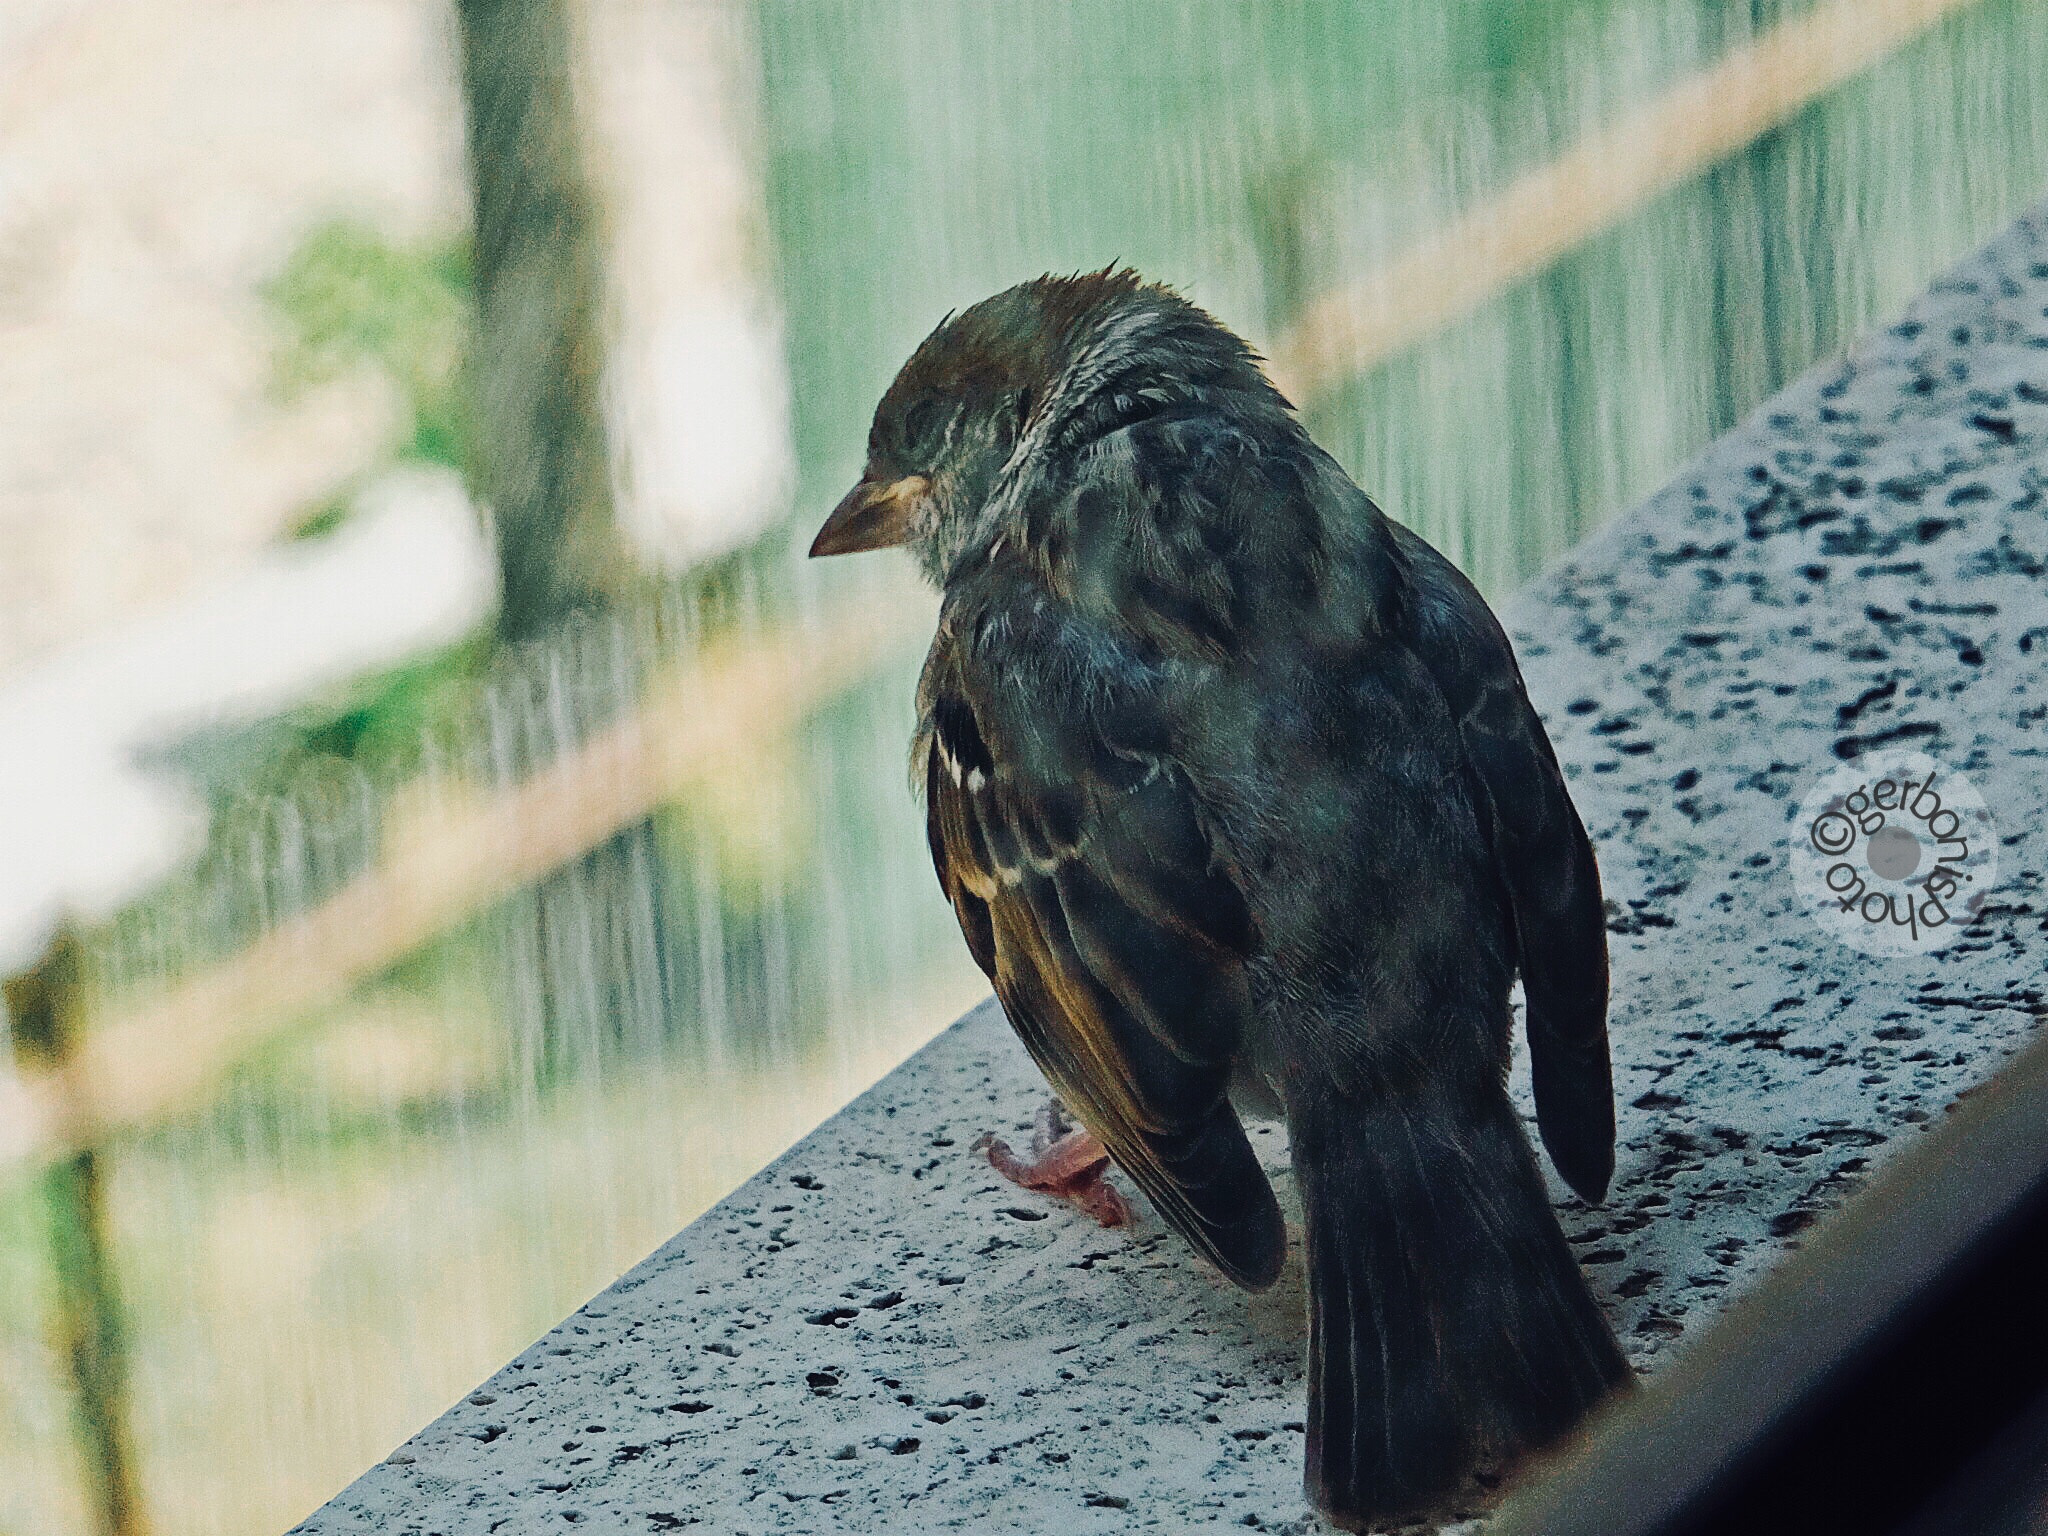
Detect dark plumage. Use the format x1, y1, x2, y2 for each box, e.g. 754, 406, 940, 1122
811, 269, 1630, 1528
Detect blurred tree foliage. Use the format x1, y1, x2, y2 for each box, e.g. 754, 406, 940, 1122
147, 223, 490, 807
265, 220, 474, 484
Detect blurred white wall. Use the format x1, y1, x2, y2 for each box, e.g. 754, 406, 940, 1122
0, 0, 791, 676
588, 0, 793, 568
0, 0, 468, 673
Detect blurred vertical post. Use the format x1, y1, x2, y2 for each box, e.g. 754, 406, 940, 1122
453, 0, 671, 1076
455, 0, 628, 635
4, 930, 147, 1536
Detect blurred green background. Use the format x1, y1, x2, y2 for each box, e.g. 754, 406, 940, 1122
3, 1, 2046, 1532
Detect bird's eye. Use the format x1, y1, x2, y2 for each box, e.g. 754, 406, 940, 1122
903, 396, 945, 448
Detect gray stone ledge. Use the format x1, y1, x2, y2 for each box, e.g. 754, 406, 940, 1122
295, 206, 2048, 1534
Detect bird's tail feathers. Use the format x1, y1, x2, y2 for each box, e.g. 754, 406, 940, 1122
1290, 1083, 1629, 1529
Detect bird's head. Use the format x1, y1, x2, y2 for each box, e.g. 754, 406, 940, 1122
809, 268, 1282, 585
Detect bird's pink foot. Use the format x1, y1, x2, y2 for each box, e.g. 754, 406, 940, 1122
974, 1100, 1133, 1227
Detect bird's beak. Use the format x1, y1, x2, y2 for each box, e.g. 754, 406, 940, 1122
808, 474, 928, 558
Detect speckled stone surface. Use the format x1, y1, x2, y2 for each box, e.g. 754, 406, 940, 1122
295, 211, 2048, 1535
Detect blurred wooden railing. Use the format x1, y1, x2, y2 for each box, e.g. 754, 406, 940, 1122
3, 584, 936, 1168
1266, 0, 1981, 399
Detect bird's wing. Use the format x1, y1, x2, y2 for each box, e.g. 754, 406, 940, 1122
921, 645, 1285, 1290
1391, 523, 1616, 1204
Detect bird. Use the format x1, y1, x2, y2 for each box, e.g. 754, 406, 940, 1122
809, 269, 1630, 1529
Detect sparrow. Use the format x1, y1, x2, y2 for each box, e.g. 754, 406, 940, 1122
810, 270, 1630, 1528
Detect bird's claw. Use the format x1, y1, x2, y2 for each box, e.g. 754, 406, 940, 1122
975, 1104, 1133, 1227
